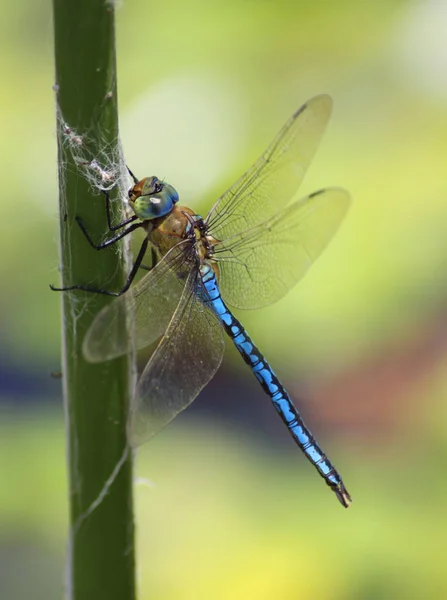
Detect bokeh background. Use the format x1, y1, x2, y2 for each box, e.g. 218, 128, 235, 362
2, 0, 447, 598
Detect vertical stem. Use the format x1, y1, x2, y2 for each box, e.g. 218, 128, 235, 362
52, 2, 136, 599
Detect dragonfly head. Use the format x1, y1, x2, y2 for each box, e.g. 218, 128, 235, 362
128, 176, 179, 220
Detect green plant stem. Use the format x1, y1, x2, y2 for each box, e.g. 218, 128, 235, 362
52, 1, 136, 599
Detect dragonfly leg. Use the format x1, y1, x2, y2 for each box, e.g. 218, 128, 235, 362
76, 217, 143, 250
50, 236, 149, 296
127, 166, 139, 185
138, 247, 158, 271
100, 189, 139, 232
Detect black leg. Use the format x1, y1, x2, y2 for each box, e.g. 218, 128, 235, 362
50, 237, 150, 296
138, 247, 158, 271
100, 189, 139, 232
76, 218, 143, 250
127, 166, 139, 185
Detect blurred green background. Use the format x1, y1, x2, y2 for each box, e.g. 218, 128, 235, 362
2, 0, 447, 598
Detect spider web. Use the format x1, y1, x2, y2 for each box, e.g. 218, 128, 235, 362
55, 99, 140, 546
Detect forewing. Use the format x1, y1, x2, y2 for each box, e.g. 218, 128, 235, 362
83, 244, 188, 363
215, 188, 350, 309
206, 95, 333, 240
128, 268, 225, 446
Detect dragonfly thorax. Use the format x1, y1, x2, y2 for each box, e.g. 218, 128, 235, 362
148, 205, 218, 264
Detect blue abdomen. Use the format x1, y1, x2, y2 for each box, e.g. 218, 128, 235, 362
199, 262, 351, 507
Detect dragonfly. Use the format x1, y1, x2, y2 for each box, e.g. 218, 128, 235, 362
53, 95, 352, 507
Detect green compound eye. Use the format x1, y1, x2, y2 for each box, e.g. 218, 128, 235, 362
132, 177, 179, 220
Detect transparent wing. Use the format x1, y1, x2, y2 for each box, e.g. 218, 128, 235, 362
128, 267, 225, 446
215, 188, 350, 309
83, 244, 189, 363
206, 95, 333, 240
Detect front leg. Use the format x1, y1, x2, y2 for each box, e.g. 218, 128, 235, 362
101, 189, 138, 232
99, 168, 139, 232
76, 217, 143, 250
